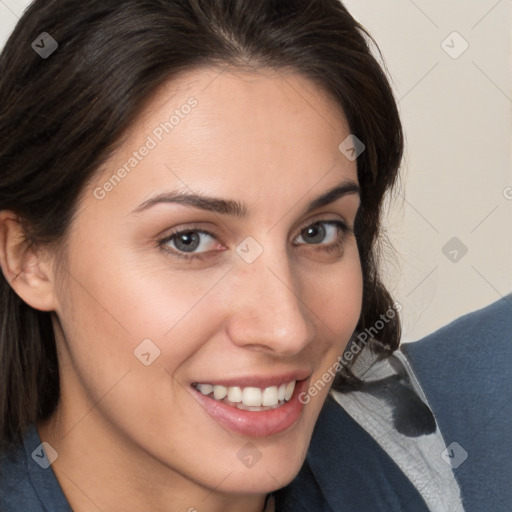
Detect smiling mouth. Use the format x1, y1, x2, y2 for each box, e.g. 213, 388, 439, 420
191, 380, 296, 411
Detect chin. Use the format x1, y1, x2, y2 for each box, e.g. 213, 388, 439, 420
219, 458, 306, 495
227, 433, 311, 493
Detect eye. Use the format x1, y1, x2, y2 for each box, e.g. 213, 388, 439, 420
158, 219, 351, 262
158, 227, 220, 262
293, 220, 349, 254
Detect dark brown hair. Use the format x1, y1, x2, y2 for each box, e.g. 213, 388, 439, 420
0, 0, 403, 450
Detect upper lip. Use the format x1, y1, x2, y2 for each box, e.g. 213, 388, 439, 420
191, 370, 311, 389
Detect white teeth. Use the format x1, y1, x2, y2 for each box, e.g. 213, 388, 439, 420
195, 380, 297, 409
261, 386, 279, 406
227, 386, 242, 403
242, 387, 262, 407
278, 383, 286, 401
213, 385, 227, 400
285, 381, 295, 401
197, 383, 213, 395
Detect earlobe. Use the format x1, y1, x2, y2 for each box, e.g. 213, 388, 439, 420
0, 211, 57, 312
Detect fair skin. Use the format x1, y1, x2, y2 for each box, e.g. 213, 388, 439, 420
0, 67, 362, 512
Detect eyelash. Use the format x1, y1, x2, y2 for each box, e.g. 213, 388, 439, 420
157, 219, 352, 262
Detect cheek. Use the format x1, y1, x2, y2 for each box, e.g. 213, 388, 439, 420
52, 250, 231, 451
52, 241, 242, 437
58, 235, 224, 343
309, 247, 363, 346
300, 248, 363, 399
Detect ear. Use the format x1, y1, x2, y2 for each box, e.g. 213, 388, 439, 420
0, 211, 57, 312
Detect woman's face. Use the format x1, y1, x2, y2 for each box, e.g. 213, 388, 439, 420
49, 67, 362, 495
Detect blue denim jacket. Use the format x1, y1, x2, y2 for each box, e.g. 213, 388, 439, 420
277, 295, 511, 511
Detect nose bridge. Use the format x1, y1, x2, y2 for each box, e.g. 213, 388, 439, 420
227, 239, 315, 354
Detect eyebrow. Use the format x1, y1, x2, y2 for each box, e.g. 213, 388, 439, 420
131, 180, 360, 217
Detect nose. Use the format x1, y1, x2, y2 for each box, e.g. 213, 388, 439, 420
225, 243, 316, 356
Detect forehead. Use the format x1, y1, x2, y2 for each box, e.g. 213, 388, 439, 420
87, 66, 357, 216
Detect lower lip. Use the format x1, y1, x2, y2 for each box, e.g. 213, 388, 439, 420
190, 379, 309, 437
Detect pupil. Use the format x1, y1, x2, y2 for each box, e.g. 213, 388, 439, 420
304, 224, 325, 244
176, 232, 199, 252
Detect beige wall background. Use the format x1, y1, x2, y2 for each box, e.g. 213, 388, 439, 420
1, 0, 511, 342
343, 0, 512, 341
